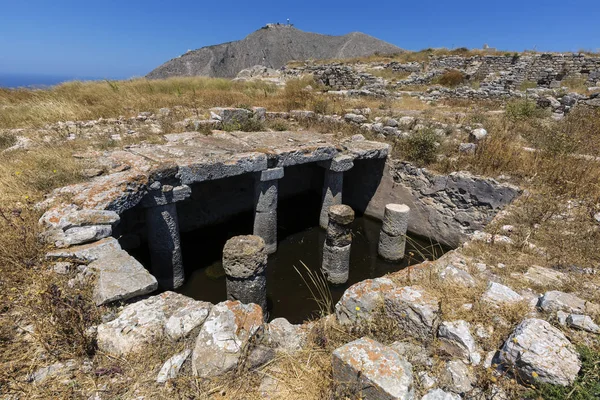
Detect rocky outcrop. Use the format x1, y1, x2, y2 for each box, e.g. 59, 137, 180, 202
147, 25, 402, 79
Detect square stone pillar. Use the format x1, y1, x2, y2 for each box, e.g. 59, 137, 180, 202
253, 167, 284, 254
142, 183, 191, 289
318, 155, 354, 229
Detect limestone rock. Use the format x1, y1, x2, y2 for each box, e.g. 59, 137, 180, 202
500, 318, 580, 386
421, 389, 461, 400
441, 360, 474, 394
266, 317, 306, 353
97, 292, 211, 356
538, 291, 598, 315
88, 250, 158, 305
438, 320, 479, 363
335, 277, 396, 326
439, 265, 476, 287
222, 235, 267, 278
524, 266, 567, 287
481, 282, 523, 306
344, 113, 368, 124
156, 349, 191, 384
384, 286, 441, 340
567, 314, 600, 333
45, 237, 122, 263
192, 300, 264, 378
390, 341, 432, 367
332, 337, 414, 400
469, 128, 487, 141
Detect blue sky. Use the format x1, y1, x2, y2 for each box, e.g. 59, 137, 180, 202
1, 0, 598, 79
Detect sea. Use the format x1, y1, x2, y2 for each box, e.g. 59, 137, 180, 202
0, 73, 109, 89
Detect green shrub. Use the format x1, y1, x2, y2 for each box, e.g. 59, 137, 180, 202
401, 129, 440, 165
268, 119, 289, 132
436, 70, 465, 87
505, 99, 547, 121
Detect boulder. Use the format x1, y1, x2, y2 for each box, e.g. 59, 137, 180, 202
390, 341, 432, 367
97, 292, 211, 356
210, 107, 252, 125
439, 266, 476, 288
500, 318, 580, 386
481, 282, 523, 306
344, 113, 368, 124
567, 314, 600, 333
538, 291, 598, 315
192, 301, 264, 378
384, 286, 441, 340
332, 337, 414, 400
335, 277, 396, 326
469, 128, 487, 142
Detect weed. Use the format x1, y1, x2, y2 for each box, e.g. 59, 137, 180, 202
505, 99, 547, 121
396, 129, 440, 166
436, 70, 465, 87
294, 261, 333, 317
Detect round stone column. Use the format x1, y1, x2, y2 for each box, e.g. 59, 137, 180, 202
223, 235, 268, 312
254, 168, 284, 254
322, 205, 355, 284
378, 204, 410, 261
145, 202, 184, 289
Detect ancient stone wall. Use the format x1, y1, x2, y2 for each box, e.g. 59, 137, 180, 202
345, 160, 521, 247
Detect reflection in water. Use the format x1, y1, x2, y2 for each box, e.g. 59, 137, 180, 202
178, 215, 446, 324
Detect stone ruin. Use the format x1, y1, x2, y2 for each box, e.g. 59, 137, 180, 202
37, 107, 532, 388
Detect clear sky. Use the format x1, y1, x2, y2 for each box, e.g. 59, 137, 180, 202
1, 0, 598, 79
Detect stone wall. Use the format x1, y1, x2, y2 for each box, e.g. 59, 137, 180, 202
409, 53, 600, 89
345, 160, 521, 247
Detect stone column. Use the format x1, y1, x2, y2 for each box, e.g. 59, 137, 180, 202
319, 155, 354, 229
223, 235, 268, 313
254, 167, 284, 254
378, 204, 410, 261
322, 205, 355, 284
142, 183, 191, 290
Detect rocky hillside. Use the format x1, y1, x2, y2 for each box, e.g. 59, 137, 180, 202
146, 24, 403, 79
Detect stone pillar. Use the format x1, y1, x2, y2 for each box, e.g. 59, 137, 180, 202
142, 183, 191, 290
254, 167, 284, 254
322, 205, 355, 284
319, 155, 354, 229
378, 204, 410, 261
223, 235, 268, 313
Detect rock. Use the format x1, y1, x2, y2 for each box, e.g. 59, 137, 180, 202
390, 341, 432, 367
439, 266, 476, 288
266, 317, 306, 353
290, 110, 315, 120
524, 266, 567, 287
210, 107, 252, 125
332, 337, 414, 400
192, 300, 264, 378
481, 282, 523, 306
557, 310, 569, 326
335, 277, 396, 326
458, 143, 476, 154
441, 360, 474, 394
45, 237, 122, 262
567, 314, 600, 333
384, 286, 441, 340
538, 291, 598, 315
421, 389, 461, 400
438, 320, 479, 363
344, 113, 368, 124
397, 116, 416, 130
88, 250, 158, 305
52, 261, 72, 274
469, 128, 487, 142
500, 318, 580, 386
385, 118, 399, 127
97, 292, 211, 356
28, 360, 77, 383
418, 372, 437, 391
156, 349, 191, 384
351, 134, 365, 141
